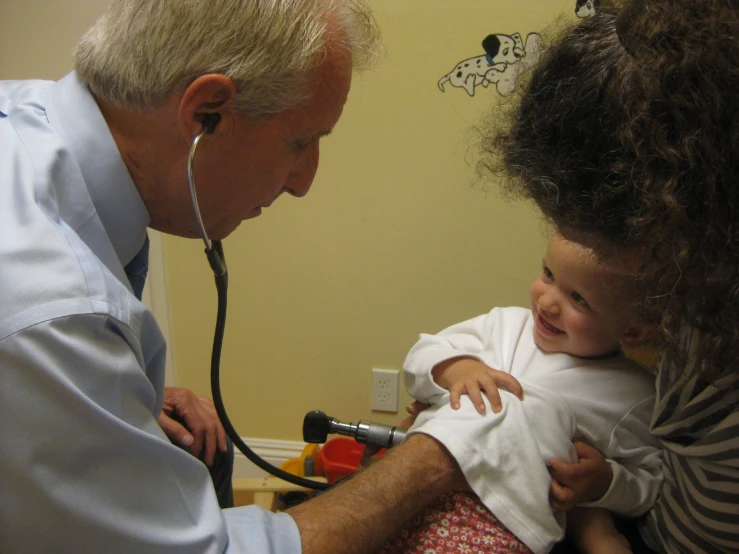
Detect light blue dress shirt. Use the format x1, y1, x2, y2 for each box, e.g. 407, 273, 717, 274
0, 73, 301, 553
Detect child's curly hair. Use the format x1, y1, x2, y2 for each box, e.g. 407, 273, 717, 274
479, 1, 739, 380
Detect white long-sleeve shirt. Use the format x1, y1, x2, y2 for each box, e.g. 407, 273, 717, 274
405, 306, 662, 554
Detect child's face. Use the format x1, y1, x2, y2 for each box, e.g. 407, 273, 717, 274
529, 234, 632, 358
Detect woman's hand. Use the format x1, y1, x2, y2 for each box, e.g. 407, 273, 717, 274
431, 357, 523, 413
549, 441, 613, 511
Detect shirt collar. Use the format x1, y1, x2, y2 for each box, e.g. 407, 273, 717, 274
47, 72, 150, 267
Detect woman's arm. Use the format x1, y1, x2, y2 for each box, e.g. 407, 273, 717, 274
567, 508, 632, 554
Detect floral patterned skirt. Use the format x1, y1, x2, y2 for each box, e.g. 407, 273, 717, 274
378, 491, 533, 554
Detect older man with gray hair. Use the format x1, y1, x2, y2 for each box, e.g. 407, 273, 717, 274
0, 1, 473, 552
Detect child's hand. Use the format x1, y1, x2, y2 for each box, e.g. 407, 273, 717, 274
431, 357, 523, 414
548, 441, 613, 511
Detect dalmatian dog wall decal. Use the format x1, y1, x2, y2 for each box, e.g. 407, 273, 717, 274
576, 0, 599, 18
437, 32, 543, 97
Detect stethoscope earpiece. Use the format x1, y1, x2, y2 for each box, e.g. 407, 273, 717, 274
201, 113, 221, 134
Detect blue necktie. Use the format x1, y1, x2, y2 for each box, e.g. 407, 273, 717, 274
124, 234, 150, 300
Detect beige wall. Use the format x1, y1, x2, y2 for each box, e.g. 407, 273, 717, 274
1, 0, 579, 441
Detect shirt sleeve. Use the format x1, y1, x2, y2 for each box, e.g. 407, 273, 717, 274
403, 311, 497, 403
579, 397, 663, 517
0, 314, 302, 553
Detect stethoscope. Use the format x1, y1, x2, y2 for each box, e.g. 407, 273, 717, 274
188, 114, 405, 493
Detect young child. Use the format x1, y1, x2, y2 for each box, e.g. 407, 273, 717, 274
380, 233, 661, 554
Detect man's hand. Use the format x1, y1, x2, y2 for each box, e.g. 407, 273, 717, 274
549, 441, 613, 511
431, 357, 524, 414
157, 387, 228, 466
360, 401, 429, 463
400, 400, 429, 426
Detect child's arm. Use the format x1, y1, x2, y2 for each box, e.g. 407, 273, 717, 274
403, 309, 523, 410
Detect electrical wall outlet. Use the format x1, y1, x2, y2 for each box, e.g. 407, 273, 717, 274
371, 368, 399, 412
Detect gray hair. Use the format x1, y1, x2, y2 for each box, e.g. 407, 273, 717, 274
74, 0, 381, 118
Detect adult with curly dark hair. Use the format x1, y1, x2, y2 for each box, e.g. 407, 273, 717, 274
478, 0, 739, 552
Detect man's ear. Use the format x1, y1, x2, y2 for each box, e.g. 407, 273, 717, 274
178, 74, 236, 140
620, 324, 654, 347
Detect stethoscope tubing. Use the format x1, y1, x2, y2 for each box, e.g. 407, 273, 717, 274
187, 129, 213, 252
188, 126, 329, 491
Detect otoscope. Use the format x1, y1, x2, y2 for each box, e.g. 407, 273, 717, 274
190, 114, 405, 492
302, 410, 407, 448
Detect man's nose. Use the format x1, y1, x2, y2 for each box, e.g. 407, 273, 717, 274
286, 142, 319, 198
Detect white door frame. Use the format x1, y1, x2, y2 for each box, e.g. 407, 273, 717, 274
141, 230, 176, 386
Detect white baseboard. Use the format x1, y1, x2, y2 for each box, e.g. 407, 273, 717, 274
233, 437, 308, 478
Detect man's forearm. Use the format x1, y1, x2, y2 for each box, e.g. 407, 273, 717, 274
287, 433, 459, 554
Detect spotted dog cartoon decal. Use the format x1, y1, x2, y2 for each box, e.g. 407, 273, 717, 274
575, 0, 599, 18
437, 32, 543, 97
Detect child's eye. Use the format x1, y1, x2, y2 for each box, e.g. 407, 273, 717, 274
571, 291, 588, 306
542, 266, 554, 281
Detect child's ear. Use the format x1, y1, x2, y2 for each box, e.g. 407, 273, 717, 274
620, 324, 654, 347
